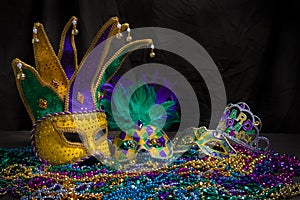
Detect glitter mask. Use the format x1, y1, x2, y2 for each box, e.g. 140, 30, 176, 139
100, 83, 180, 161
12, 16, 153, 165
33, 112, 108, 165
113, 125, 173, 160
175, 102, 269, 159
176, 126, 234, 158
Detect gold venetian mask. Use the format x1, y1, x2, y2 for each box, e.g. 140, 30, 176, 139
33, 112, 109, 165
12, 16, 153, 165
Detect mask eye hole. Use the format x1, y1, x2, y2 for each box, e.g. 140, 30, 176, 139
206, 141, 225, 153
95, 129, 107, 141
147, 137, 166, 148
120, 140, 137, 150
63, 132, 82, 143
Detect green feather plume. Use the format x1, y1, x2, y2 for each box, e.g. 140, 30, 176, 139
100, 82, 180, 131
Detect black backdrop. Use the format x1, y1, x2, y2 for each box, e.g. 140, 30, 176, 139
0, 0, 299, 133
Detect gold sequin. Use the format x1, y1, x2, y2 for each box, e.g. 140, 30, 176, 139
76, 92, 84, 104
51, 79, 60, 88
38, 98, 48, 109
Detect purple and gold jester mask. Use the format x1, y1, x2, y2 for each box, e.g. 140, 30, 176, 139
12, 16, 153, 165
100, 82, 180, 161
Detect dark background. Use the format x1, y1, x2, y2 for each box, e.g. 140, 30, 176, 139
0, 0, 299, 133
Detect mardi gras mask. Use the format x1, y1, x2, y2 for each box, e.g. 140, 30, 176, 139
176, 126, 234, 158
175, 102, 269, 159
113, 125, 173, 160
33, 111, 108, 165
12, 16, 153, 165
100, 82, 180, 162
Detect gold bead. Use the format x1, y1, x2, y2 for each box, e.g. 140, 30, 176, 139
126, 35, 132, 42
72, 29, 79, 35
116, 32, 123, 39
149, 51, 155, 58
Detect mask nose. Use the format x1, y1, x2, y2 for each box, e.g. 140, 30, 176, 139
139, 149, 147, 153
136, 145, 150, 155
136, 148, 151, 159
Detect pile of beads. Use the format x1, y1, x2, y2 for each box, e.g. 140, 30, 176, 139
1, 145, 300, 199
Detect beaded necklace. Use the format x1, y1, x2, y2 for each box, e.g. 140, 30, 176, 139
1, 145, 300, 199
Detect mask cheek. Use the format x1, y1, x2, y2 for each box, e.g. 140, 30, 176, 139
115, 148, 137, 160
113, 133, 139, 161
33, 117, 87, 165
147, 135, 173, 159
93, 128, 111, 156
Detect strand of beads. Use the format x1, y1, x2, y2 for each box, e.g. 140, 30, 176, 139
1, 145, 300, 199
